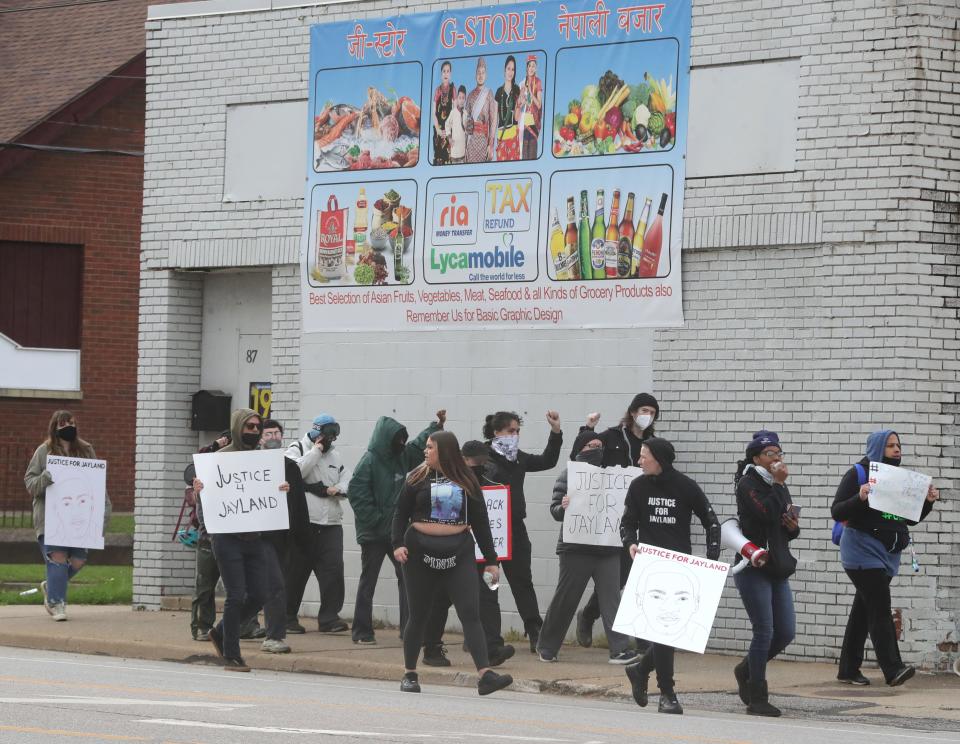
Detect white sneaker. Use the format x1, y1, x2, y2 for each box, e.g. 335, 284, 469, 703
51, 602, 67, 622
260, 638, 290, 654
41, 581, 53, 616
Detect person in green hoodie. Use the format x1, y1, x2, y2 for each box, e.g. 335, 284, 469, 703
348, 410, 445, 644
193, 408, 290, 671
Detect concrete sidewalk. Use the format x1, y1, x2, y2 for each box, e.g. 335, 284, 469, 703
1, 604, 958, 724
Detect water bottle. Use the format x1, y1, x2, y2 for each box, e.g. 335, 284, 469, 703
483, 569, 499, 591
910, 546, 920, 573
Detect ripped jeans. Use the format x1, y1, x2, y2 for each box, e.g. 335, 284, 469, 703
38, 536, 88, 604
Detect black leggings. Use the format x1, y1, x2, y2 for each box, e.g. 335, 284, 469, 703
402, 528, 490, 671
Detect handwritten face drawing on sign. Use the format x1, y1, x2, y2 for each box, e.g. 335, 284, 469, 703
43, 456, 107, 550
192, 449, 288, 534
563, 461, 640, 548
613, 544, 728, 654
867, 461, 932, 522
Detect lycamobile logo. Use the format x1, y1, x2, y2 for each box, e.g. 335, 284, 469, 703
431, 246, 525, 273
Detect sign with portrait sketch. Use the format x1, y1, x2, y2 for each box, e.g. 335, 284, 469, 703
868, 462, 931, 522
562, 462, 640, 548
192, 449, 288, 533
613, 543, 728, 654
44, 456, 108, 550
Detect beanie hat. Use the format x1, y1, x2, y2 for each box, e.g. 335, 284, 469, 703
643, 436, 676, 470
745, 429, 780, 458
570, 429, 603, 460
629, 393, 659, 419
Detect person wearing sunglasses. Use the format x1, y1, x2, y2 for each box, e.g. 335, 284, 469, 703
731, 430, 799, 717
284, 414, 351, 634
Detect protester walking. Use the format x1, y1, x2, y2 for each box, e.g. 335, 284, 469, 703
731, 430, 799, 716
348, 410, 445, 644
193, 408, 290, 671
284, 414, 351, 634
482, 410, 563, 652
392, 430, 513, 696
537, 431, 638, 665
620, 437, 720, 715
420, 440, 516, 668
576, 393, 659, 647
832, 430, 939, 687
25, 410, 112, 622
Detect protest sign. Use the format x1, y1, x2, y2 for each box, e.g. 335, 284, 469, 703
613, 543, 727, 654
562, 462, 640, 547
192, 450, 288, 534
301, 0, 692, 332
44, 456, 108, 550
475, 485, 512, 562
868, 461, 932, 522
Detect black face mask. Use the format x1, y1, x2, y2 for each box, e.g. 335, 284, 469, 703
882, 456, 902, 467
319, 436, 334, 452
391, 429, 408, 455
241, 432, 261, 448
470, 464, 485, 480
577, 448, 604, 466
57, 425, 77, 442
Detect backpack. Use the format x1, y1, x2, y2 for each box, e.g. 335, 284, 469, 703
832, 463, 867, 546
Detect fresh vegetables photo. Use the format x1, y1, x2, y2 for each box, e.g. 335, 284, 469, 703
553, 67, 677, 157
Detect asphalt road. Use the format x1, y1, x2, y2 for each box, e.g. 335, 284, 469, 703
1, 646, 958, 744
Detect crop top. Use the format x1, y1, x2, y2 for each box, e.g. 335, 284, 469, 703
391, 472, 498, 565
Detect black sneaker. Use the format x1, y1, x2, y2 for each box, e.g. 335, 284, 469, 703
353, 636, 377, 645
625, 662, 649, 707
887, 666, 915, 687
837, 672, 870, 686
478, 670, 513, 696
224, 656, 250, 672
422, 645, 451, 667
400, 672, 421, 693
240, 625, 266, 640
658, 692, 683, 715
318, 619, 349, 633
526, 624, 541, 654
208, 626, 224, 658
286, 620, 307, 634
488, 645, 516, 667
575, 609, 594, 648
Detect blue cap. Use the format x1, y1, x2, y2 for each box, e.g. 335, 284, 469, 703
308, 414, 338, 441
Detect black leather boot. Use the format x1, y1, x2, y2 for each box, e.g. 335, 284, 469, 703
625, 661, 650, 707
658, 691, 683, 715
733, 657, 750, 705
747, 680, 781, 717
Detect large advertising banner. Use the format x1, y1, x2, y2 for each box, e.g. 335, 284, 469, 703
302, 0, 690, 331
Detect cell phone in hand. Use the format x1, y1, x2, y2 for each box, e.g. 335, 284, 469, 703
787, 504, 801, 519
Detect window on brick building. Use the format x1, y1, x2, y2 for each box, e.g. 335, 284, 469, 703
0, 241, 82, 349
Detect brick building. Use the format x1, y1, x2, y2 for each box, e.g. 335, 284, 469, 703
0, 0, 156, 518
136, 0, 958, 668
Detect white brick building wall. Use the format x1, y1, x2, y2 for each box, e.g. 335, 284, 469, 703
137, 0, 958, 666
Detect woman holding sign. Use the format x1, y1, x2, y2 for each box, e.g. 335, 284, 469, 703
832, 430, 939, 688
392, 431, 513, 696
620, 437, 720, 715
24, 410, 111, 622
731, 430, 799, 717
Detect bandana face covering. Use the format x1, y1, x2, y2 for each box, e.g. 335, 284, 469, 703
492, 434, 519, 462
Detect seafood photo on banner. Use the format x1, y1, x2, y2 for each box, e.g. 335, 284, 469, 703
313, 64, 421, 171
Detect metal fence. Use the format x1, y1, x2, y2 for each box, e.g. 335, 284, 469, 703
0, 443, 35, 529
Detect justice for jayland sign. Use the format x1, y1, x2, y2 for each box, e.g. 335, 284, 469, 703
301, 0, 691, 332
44, 456, 108, 550
613, 543, 727, 654
562, 461, 640, 547
192, 450, 288, 533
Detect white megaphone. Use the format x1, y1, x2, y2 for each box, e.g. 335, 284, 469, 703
720, 517, 769, 575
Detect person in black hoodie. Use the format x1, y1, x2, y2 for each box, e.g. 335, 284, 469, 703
831, 429, 938, 687
731, 430, 799, 717
481, 410, 563, 652
575, 392, 659, 647
619, 437, 720, 715
536, 431, 637, 664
